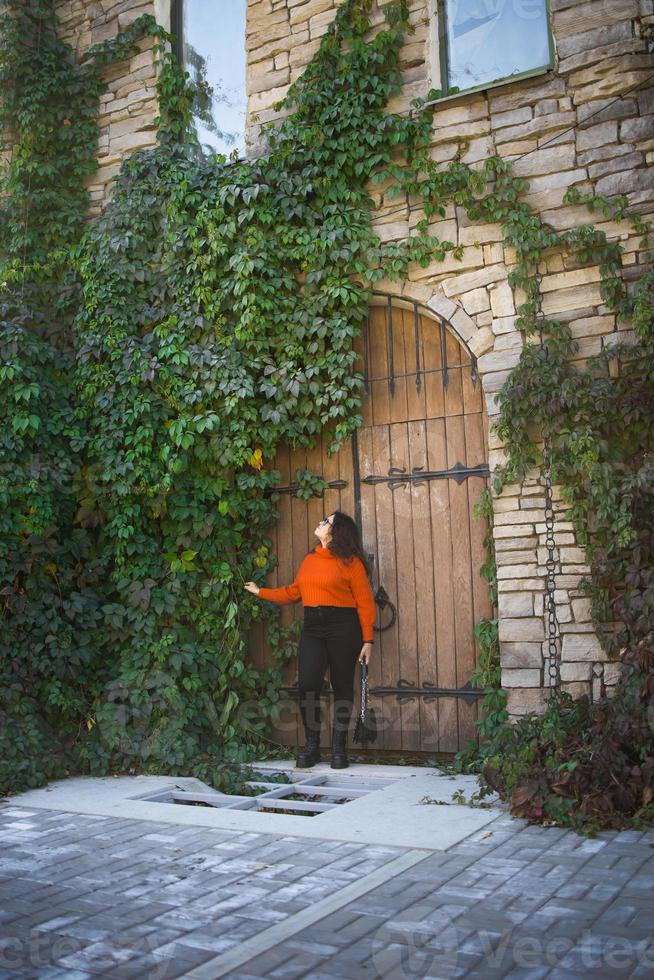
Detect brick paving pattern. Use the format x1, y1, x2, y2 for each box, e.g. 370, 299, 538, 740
0, 803, 653, 978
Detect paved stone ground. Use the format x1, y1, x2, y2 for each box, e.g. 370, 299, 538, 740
0, 802, 653, 979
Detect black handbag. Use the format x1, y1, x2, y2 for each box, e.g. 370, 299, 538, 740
353, 661, 377, 745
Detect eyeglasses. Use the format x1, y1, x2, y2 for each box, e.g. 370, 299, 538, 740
318, 517, 333, 526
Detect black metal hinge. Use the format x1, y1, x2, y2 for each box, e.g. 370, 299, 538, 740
362, 462, 489, 490
369, 679, 484, 705
264, 478, 348, 497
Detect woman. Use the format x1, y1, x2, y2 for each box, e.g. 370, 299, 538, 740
244, 511, 376, 769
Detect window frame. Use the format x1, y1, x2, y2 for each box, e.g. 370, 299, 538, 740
433, 0, 557, 100
170, 0, 183, 67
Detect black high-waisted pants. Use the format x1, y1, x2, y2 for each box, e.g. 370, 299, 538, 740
298, 605, 362, 737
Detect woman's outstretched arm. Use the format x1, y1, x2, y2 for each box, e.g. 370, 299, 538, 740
244, 565, 302, 604
257, 581, 301, 604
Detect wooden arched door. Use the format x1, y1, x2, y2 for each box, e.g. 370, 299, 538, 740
248, 295, 492, 756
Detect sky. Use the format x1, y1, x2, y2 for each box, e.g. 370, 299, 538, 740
183, 0, 247, 155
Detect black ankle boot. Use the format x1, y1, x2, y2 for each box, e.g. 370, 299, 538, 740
296, 696, 321, 768
330, 726, 349, 769
296, 733, 320, 768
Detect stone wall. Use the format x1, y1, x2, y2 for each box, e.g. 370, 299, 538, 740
54, 0, 169, 216
52, 0, 653, 721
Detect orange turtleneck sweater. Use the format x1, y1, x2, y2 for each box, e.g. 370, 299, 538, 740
258, 544, 377, 642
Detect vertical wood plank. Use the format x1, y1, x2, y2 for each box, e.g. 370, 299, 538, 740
424, 313, 445, 420
389, 420, 420, 751
370, 305, 391, 427
462, 349, 483, 415
445, 414, 475, 750
444, 330, 464, 418
353, 424, 379, 750
407, 417, 440, 754
406, 307, 427, 423
426, 417, 457, 753
370, 423, 402, 750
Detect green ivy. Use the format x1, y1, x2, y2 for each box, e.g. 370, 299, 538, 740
1, 0, 652, 830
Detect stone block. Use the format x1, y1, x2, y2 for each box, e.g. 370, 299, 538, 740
560, 37, 648, 75
497, 565, 541, 581
576, 120, 619, 151
573, 69, 654, 106
495, 510, 543, 526
108, 128, 156, 155
577, 98, 638, 124
248, 66, 290, 96
571, 597, 592, 621
560, 546, 588, 564
500, 578, 546, 591
492, 315, 517, 335
561, 633, 605, 661
460, 287, 490, 315
506, 688, 548, 716
288, 0, 334, 25
476, 347, 521, 374
499, 618, 545, 642
498, 593, 534, 618
500, 642, 542, 668
432, 99, 489, 128
488, 76, 565, 114
426, 294, 457, 319
511, 145, 576, 177
540, 267, 602, 293
495, 541, 538, 564
501, 668, 542, 688
481, 369, 513, 392
620, 115, 654, 144
561, 680, 591, 699
556, 18, 633, 60
458, 223, 503, 246
450, 307, 476, 342
560, 661, 593, 681
494, 111, 575, 145
603, 662, 623, 685
489, 281, 515, 317
441, 264, 507, 297
553, 0, 638, 40
541, 282, 603, 315
490, 106, 532, 129
493, 523, 538, 539
495, 537, 539, 554
467, 327, 494, 356
569, 315, 616, 337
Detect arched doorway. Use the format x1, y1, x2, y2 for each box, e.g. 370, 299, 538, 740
249, 295, 493, 756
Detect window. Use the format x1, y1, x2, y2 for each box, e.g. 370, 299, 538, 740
436, 0, 554, 95
171, 0, 247, 156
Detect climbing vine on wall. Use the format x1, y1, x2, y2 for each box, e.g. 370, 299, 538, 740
1, 0, 652, 829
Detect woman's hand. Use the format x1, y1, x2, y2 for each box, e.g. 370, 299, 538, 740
358, 642, 373, 665
244, 582, 260, 595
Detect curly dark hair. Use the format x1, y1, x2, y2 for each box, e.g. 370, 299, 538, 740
316, 510, 371, 579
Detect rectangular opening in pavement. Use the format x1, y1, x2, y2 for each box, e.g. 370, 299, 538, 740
131, 770, 396, 817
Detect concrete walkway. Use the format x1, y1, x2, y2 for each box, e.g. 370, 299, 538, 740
1, 780, 653, 978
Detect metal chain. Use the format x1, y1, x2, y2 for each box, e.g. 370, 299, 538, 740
542, 438, 561, 690
535, 274, 562, 692
359, 662, 369, 726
